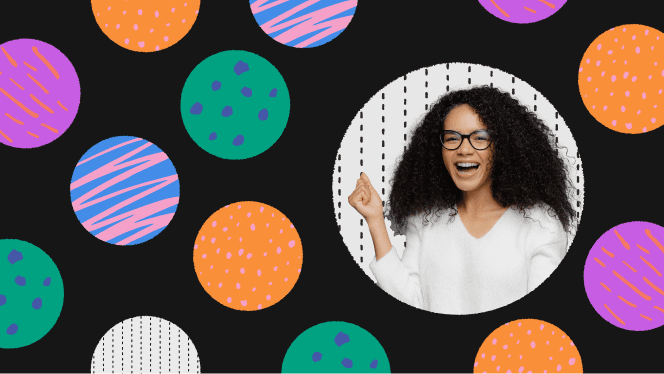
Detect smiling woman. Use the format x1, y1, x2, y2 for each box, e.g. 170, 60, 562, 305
347, 85, 580, 314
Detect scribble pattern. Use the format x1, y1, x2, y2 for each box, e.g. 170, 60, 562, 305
70, 136, 180, 246
584, 221, 664, 331
0, 39, 80, 148
250, 0, 357, 48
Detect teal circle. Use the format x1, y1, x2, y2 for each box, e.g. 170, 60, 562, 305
282, 321, 390, 373
0, 239, 64, 349
180, 50, 290, 160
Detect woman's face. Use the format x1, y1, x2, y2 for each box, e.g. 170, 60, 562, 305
442, 104, 494, 194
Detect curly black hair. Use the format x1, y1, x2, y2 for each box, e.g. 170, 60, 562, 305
385, 85, 578, 235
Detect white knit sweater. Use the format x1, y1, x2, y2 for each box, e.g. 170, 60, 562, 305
369, 204, 568, 314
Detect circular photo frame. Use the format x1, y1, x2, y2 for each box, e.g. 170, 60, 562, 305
333, 62, 584, 314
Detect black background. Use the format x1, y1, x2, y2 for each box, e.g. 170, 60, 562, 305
1, 0, 663, 373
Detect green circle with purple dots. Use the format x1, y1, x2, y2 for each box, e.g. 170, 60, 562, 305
181, 50, 290, 160
0, 239, 64, 349
282, 321, 390, 373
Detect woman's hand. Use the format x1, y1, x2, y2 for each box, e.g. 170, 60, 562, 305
348, 172, 384, 224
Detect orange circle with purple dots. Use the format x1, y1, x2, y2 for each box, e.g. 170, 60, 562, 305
474, 319, 583, 374
193, 202, 303, 311
92, 0, 200, 52
578, 24, 664, 134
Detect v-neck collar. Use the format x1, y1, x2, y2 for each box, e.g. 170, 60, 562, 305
456, 204, 512, 240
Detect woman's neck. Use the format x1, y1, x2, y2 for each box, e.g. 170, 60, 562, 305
459, 184, 504, 216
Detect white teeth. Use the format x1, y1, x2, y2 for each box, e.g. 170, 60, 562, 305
457, 162, 478, 167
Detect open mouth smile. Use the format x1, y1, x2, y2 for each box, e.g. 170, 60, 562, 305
455, 162, 480, 176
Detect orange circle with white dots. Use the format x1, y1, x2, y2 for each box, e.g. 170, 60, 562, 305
473, 319, 582, 374
579, 24, 664, 134
193, 202, 303, 311
91, 0, 200, 52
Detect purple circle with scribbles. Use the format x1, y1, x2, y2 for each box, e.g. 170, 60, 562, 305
0, 39, 80, 149
477, 0, 567, 24
584, 221, 664, 331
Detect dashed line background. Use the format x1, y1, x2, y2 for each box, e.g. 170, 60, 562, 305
332, 63, 585, 283
90, 316, 200, 373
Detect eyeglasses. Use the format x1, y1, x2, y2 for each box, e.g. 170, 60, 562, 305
440, 130, 492, 150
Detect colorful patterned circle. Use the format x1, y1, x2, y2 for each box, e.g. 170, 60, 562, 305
92, 0, 201, 52
181, 50, 290, 159
250, 0, 357, 48
193, 202, 302, 311
474, 319, 582, 373
584, 221, 664, 331
91, 316, 201, 373
282, 321, 390, 373
578, 25, 663, 134
0, 239, 64, 349
0, 39, 80, 148
70, 136, 180, 245
477, 0, 566, 24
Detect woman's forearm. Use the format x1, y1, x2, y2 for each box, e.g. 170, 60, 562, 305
367, 218, 393, 261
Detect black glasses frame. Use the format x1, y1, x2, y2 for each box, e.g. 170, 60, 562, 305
439, 130, 493, 151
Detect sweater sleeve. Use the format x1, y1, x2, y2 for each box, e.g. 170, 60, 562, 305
527, 207, 568, 293
369, 215, 424, 309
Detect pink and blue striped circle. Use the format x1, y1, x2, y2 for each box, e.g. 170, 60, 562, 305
70, 136, 180, 246
250, 0, 358, 48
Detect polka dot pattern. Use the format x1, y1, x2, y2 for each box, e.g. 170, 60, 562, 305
474, 319, 583, 373
0, 240, 64, 349
579, 24, 663, 133
92, 0, 200, 52
180, 50, 290, 160
193, 202, 302, 311
282, 321, 390, 373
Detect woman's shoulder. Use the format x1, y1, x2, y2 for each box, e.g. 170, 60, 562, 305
509, 203, 564, 235
406, 206, 456, 228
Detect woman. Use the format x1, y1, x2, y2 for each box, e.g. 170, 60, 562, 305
348, 85, 578, 314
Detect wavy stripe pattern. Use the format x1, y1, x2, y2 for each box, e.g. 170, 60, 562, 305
251, 0, 357, 48
70, 137, 180, 245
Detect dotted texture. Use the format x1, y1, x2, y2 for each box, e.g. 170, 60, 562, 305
250, 0, 357, 48
0, 239, 64, 349
332, 63, 584, 283
0, 39, 80, 148
477, 0, 567, 24
194, 202, 303, 311
92, 0, 200, 52
584, 221, 664, 331
282, 321, 390, 373
70, 136, 180, 245
91, 316, 200, 373
578, 25, 663, 134
180, 50, 290, 160
474, 319, 582, 374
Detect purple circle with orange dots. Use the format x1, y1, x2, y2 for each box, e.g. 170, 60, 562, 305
584, 221, 664, 331
477, 0, 567, 24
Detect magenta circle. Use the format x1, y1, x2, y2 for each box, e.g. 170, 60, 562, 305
584, 221, 664, 331
477, 0, 567, 24
0, 39, 80, 149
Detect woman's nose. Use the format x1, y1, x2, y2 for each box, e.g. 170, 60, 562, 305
457, 137, 474, 153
